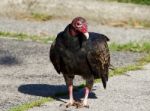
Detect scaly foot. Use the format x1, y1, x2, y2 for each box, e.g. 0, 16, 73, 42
59, 101, 80, 108
76, 100, 89, 108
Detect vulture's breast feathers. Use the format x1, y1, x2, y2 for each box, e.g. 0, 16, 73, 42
50, 31, 110, 78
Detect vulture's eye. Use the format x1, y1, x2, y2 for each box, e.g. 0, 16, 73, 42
76, 22, 80, 25
76, 22, 82, 28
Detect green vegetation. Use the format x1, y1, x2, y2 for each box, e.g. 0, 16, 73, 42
9, 98, 53, 111
109, 19, 150, 28
135, 20, 150, 28
95, 54, 150, 82
103, 0, 150, 5
109, 54, 150, 76
109, 41, 150, 77
138, 54, 150, 65
9, 85, 85, 111
109, 64, 142, 76
109, 41, 150, 76
30, 13, 53, 21
117, 0, 150, 5
0, 31, 55, 43
109, 42, 150, 53
1, 31, 150, 51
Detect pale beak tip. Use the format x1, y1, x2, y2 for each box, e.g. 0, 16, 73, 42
84, 32, 89, 39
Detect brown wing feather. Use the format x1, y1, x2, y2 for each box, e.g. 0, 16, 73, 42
49, 41, 61, 74
87, 35, 110, 89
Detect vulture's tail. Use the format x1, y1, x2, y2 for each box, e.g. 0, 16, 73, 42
101, 75, 107, 89
101, 64, 109, 89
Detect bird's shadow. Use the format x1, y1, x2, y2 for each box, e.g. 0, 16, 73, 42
18, 84, 97, 103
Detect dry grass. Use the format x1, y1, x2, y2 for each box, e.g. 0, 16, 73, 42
105, 19, 150, 28
12, 12, 150, 29
1, 0, 150, 28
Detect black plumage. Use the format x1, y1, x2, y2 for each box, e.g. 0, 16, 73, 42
50, 18, 110, 107
50, 24, 110, 89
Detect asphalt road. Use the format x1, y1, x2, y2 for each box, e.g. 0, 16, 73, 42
29, 64, 150, 111
0, 38, 146, 111
0, 3, 149, 110
0, 17, 150, 44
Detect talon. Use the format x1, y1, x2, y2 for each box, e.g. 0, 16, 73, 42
80, 100, 90, 108
59, 102, 74, 108
82, 103, 89, 108
59, 104, 63, 107
73, 101, 90, 109
73, 101, 82, 109
83, 104, 89, 108
66, 102, 72, 108
65, 100, 76, 108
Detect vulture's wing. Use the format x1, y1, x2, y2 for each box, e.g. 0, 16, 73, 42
49, 32, 64, 74
87, 35, 110, 89
50, 40, 61, 74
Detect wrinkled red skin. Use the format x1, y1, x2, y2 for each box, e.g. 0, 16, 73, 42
71, 17, 88, 33
81, 23, 88, 33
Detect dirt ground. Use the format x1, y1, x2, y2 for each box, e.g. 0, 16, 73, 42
29, 64, 150, 111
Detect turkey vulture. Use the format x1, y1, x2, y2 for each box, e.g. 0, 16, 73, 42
50, 17, 110, 108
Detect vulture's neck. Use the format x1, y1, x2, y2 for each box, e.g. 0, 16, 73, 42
65, 25, 84, 48
68, 25, 78, 37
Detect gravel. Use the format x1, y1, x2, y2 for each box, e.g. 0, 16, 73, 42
0, 17, 150, 44
0, 1, 149, 110
28, 64, 150, 111
0, 0, 150, 22
0, 38, 146, 111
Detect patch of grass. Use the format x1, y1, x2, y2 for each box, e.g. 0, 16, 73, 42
140, 21, 150, 28
138, 54, 150, 65
14, 12, 54, 22
95, 65, 142, 83
102, 0, 150, 5
107, 19, 150, 28
128, 19, 150, 28
109, 52, 150, 77
95, 53, 150, 82
30, 13, 53, 21
109, 41, 150, 77
109, 64, 142, 76
1, 31, 150, 50
9, 98, 53, 111
109, 42, 150, 53
98, 41, 150, 81
8, 85, 86, 111
116, 0, 150, 5
0, 31, 55, 43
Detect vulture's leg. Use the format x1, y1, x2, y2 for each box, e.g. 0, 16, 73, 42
82, 76, 94, 107
83, 87, 90, 106
63, 75, 75, 107
68, 84, 74, 105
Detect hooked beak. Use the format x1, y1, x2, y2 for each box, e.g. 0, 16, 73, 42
84, 32, 89, 39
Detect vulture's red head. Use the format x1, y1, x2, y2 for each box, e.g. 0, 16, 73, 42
71, 17, 89, 39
